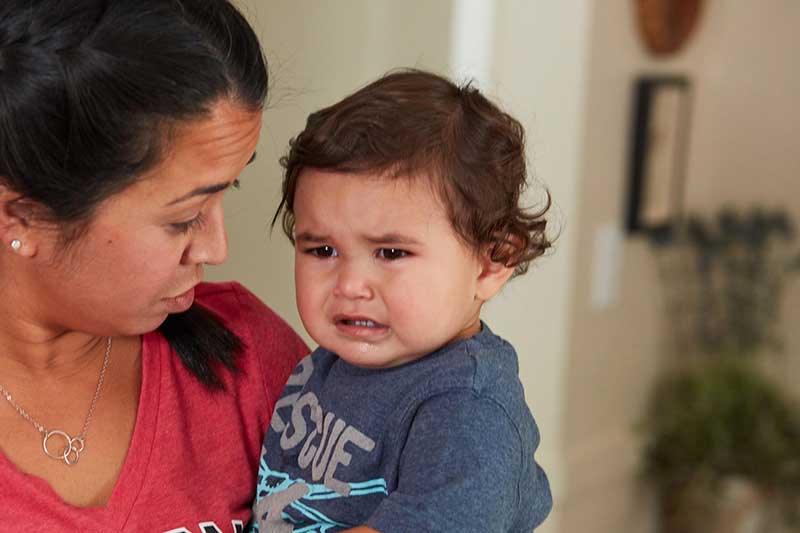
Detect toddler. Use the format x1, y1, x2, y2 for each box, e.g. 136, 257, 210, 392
252, 69, 553, 532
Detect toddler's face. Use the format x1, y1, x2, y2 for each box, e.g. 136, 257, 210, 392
293, 169, 484, 369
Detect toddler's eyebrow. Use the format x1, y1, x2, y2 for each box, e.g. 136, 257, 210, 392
294, 232, 420, 246
364, 233, 420, 245
295, 231, 327, 243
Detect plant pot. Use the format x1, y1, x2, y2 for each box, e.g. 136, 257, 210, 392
661, 477, 767, 533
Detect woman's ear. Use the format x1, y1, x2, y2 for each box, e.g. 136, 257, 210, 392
475, 251, 516, 302
0, 183, 39, 257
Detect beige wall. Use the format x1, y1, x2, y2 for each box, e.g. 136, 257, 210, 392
561, 2, 800, 532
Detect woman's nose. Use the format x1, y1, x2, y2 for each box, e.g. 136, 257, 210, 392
182, 202, 228, 266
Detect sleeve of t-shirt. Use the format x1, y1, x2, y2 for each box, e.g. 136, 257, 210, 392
366, 390, 539, 533
229, 282, 309, 412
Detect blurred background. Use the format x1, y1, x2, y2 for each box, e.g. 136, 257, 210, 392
210, 1, 800, 531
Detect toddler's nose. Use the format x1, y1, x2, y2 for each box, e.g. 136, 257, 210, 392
332, 261, 374, 300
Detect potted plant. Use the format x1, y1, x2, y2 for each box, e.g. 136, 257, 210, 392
642, 207, 800, 532
642, 358, 800, 532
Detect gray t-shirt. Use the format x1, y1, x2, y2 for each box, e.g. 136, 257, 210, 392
252, 324, 552, 532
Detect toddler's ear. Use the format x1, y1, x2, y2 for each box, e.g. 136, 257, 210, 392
475, 251, 515, 302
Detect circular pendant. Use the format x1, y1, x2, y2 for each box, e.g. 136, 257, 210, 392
43, 429, 85, 466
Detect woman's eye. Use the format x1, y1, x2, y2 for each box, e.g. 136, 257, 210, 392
307, 245, 338, 258
377, 248, 409, 260
170, 213, 206, 234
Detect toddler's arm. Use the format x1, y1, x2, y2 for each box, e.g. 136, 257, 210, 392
364, 390, 551, 532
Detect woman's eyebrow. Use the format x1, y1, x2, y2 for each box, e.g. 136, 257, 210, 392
166, 152, 255, 206
166, 181, 231, 206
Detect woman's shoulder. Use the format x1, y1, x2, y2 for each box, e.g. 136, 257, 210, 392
193, 281, 309, 395
194, 279, 259, 312
194, 280, 305, 346
195, 281, 287, 333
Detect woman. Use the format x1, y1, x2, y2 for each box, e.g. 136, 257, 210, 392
0, 1, 307, 530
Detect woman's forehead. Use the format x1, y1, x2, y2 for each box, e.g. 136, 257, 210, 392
130, 101, 262, 199
164, 102, 262, 169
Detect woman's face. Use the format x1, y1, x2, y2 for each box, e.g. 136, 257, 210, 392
26, 100, 262, 336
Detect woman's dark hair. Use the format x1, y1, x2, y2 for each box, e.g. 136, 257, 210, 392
0, 0, 269, 387
274, 69, 551, 277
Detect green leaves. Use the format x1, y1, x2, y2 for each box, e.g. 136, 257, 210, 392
650, 206, 800, 359
643, 359, 800, 493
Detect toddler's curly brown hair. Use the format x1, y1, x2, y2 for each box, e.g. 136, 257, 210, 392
274, 68, 552, 276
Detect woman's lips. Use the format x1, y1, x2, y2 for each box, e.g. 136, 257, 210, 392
163, 286, 195, 313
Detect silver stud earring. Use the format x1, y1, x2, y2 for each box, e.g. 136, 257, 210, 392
10, 239, 21, 251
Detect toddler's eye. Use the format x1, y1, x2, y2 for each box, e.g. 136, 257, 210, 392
377, 248, 408, 260
308, 245, 338, 258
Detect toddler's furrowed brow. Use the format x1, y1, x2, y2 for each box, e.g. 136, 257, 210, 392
295, 231, 328, 244
364, 233, 421, 246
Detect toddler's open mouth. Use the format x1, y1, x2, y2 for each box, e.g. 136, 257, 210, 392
339, 318, 380, 328
334, 316, 390, 338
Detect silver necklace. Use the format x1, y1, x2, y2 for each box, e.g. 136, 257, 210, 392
0, 337, 112, 466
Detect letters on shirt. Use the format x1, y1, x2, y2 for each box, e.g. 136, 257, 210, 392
270, 357, 376, 496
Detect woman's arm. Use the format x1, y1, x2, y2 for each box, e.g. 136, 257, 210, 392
342, 527, 379, 533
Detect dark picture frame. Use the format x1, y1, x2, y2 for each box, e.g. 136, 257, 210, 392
625, 76, 692, 234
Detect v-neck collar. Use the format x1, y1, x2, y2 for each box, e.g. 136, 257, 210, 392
0, 330, 162, 529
